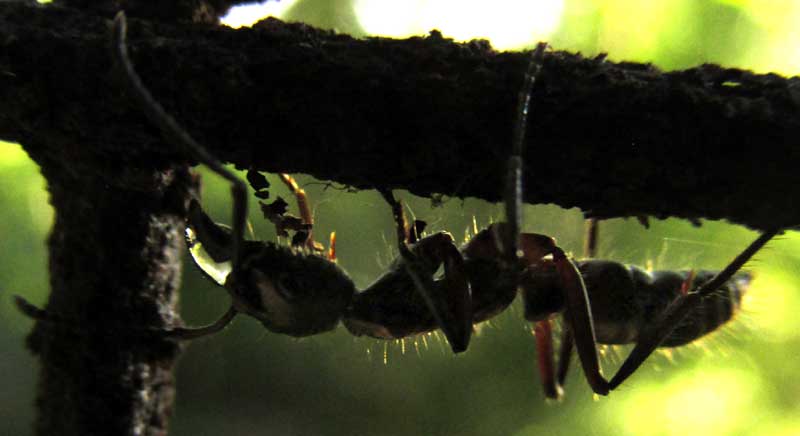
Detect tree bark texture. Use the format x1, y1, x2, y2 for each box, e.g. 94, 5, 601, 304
2, 2, 800, 434
56, 0, 242, 24
23, 136, 190, 435
6, 5, 205, 435
0, 6, 800, 229
4, 4, 800, 232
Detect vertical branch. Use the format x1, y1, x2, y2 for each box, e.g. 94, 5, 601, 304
24, 151, 190, 435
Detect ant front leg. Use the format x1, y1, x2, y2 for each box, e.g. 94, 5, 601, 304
526, 247, 609, 398
380, 190, 472, 353
552, 248, 609, 395
583, 218, 599, 260
13, 294, 238, 341
159, 306, 238, 340
607, 229, 778, 390
547, 217, 598, 395
112, 12, 244, 339
111, 13, 247, 271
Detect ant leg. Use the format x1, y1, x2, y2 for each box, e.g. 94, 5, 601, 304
112, 12, 247, 277
380, 190, 472, 353
533, 316, 575, 399
112, 12, 247, 342
14, 295, 238, 341
187, 199, 235, 267
551, 248, 610, 395
534, 317, 562, 399
508, 231, 568, 399
608, 229, 779, 390
526, 253, 588, 398
278, 174, 324, 252
583, 218, 599, 259
509, 44, 607, 396
553, 217, 599, 389
507, 44, 595, 397
540, 219, 596, 398
552, 217, 599, 392
160, 306, 238, 340
379, 190, 412, 257
327, 232, 337, 261
14, 295, 60, 323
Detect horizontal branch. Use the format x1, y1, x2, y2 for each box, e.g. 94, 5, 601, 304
2, 3, 800, 231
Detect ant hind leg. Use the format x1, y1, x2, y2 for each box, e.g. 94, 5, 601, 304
584, 218, 599, 259
607, 229, 779, 390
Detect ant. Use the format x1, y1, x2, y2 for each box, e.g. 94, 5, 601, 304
16, 12, 780, 399
525, 218, 757, 398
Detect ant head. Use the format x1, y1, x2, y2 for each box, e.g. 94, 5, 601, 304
230, 243, 356, 337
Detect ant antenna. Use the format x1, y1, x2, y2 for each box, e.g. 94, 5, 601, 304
504, 43, 547, 261
111, 12, 248, 276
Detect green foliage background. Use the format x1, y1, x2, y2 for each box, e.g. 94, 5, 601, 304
3, 1, 800, 435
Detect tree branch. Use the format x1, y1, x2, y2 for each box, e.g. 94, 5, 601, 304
3, 3, 799, 233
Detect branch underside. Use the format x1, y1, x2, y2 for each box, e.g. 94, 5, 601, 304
2, 4, 800, 231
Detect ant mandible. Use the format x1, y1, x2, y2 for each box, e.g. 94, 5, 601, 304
17, 12, 779, 400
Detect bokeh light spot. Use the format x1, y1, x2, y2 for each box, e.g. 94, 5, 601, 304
221, 1, 299, 28
620, 368, 757, 436
356, 0, 564, 50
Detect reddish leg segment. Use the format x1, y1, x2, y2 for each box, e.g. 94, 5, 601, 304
552, 248, 609, 395
279, 174, 324, 252
534, 318, 562, 399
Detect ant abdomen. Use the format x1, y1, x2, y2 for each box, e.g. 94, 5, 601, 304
524, 260, 749, 348
650, 270, 749, 347
595, 264, 748, 347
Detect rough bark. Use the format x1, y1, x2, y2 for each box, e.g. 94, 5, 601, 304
56, 0, 242, 24
6, 2, 213, 435
3, 4, 800, 233
22, 140, 190, 435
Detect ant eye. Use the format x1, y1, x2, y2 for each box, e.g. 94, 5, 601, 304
276, 274, 305, 301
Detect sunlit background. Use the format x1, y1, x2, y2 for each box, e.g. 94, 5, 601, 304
3, 1, 800, 435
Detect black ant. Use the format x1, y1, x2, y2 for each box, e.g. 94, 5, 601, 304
16, 12, 780, 399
